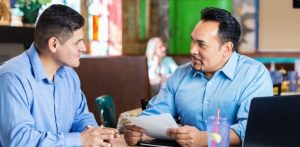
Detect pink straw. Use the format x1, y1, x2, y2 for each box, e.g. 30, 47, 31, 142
212, 108, 220, 147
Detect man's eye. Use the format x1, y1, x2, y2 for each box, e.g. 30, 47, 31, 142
75, 41, 81, 45
198, 43, 204, 48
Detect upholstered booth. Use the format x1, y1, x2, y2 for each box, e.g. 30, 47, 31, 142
75, 56, 150, 125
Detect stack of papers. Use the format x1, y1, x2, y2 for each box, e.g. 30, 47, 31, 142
128, 113, 179, 140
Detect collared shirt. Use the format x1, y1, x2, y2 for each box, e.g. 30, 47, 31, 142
0, 44, 97, 146
141, 52, 273, 141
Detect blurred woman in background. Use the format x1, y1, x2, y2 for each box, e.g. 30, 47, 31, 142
146, 37, 178, 96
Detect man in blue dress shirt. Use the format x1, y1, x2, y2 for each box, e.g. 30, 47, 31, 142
124, 7, 273, 146
0, 4, 117, 147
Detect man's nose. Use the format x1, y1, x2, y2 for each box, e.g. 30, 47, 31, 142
80, 43, 87, 53
190, 47, 199, 55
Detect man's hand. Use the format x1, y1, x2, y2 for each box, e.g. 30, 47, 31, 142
80, 125, 118, 147
167, 125, 207, 147
124, 124, 145, 145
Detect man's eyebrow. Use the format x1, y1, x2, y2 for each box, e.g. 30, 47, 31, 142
76, 38, 83, 43
191, 36, 205, 44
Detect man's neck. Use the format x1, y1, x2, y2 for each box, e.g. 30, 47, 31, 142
38, 52, 61, 81
204, 72, 214, 79
204, 52, 233, 79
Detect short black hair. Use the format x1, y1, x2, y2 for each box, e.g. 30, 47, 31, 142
201, 7, 241, 52
34, 4, 84, 50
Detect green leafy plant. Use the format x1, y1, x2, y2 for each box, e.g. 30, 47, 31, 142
17, 0, 51, 24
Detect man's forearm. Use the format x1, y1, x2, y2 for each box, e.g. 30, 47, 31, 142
230, 129, 241, 145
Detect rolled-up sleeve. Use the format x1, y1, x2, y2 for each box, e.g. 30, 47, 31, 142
140, 77, 177, 117
231, 66, 273, 141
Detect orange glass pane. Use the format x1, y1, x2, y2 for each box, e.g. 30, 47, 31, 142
93, 15, 99, 41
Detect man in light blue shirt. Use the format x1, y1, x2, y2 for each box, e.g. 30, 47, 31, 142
0, 4, 117, 147
124, 7, 273, 146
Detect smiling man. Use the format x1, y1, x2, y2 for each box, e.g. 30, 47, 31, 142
124, 7, 273, 146
0, 4, 118, 147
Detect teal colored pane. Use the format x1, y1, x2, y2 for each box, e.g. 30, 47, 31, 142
254, 57, 300, 64
169, 0, 232, 55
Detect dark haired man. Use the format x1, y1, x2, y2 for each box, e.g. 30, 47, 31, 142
0, 4, 117, 147
124, 7, 273, 146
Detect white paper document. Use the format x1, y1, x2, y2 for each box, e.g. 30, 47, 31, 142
128, 113, 179, 140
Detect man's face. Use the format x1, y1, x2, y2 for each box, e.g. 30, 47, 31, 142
54, 28, 86, 68
190, 20, 229, 77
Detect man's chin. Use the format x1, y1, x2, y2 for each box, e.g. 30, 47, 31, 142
73, 62, 80, 68
66, 62, 80, 68
192, 63, 202, 71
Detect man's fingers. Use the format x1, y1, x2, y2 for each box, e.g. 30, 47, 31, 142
99, 141, 112, 147
124, 136, 141, 146
90, 137, 104, 146
168, 132, 191, 140
100, 134, 115, 140
125, 129, 144, 137
114, 132, 120, 138
103, 127, 119, 134
125, 125, 145, 133
96, 127, 116, 135
94, 136, 112, 147
124, 124, 145, 145
167, 128, 188, 134
176, 139, 189, 146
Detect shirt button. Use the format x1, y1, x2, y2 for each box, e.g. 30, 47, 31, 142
207, 82, 212, 86
204, 100, 208, 104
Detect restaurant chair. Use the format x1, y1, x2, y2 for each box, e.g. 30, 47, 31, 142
95, 95, 117, 128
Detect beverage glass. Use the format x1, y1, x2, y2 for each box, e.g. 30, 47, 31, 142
206, 116, 230, 147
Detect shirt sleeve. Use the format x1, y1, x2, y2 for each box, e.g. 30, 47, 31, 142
141, 66, 183, 118
70, 71, 98, 132
70, 91, 98, 132
230, 65, 273, 141
0, 73, 82, 146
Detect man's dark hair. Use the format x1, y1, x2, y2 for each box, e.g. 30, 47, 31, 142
201, 7, 241, 52
34, 4, 84, 50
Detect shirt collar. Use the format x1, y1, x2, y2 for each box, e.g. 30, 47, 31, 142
26, 44, 66, 81
192, 70, 204, 78
192, 52, 239, 80
220, 52, 238, 80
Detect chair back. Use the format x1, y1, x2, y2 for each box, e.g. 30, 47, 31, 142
95, 95, 117, 128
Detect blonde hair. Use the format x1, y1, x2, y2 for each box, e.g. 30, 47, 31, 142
145, 37, 161, 61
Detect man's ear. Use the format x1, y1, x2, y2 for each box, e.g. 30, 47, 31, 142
48, 37, 59, 53
222, 42, 233, 57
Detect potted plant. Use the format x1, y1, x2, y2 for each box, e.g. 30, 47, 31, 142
17, 0, 51, 24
